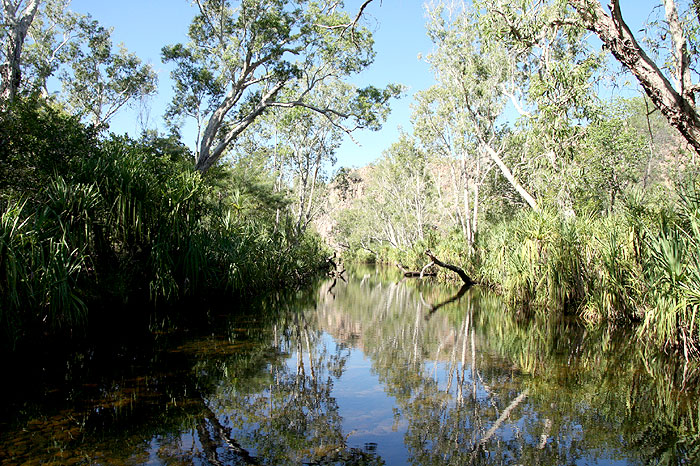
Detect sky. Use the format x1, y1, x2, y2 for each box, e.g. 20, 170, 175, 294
66, 0, 657, 170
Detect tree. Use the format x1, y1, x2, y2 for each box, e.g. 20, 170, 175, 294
21, 0, 80, 96
470, 0, 605, 214
577, 103, 647, 213
569, 0, 700, 157
60, 18, 157, 126
2, 0, 157, 126
163, 0, 400, 173
0, 0, 39, 102
413, 84, 480, 242
335, 135, 435, 253
423, 1, 540, 218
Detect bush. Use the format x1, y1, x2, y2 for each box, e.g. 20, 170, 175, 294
0, 98, 328, 346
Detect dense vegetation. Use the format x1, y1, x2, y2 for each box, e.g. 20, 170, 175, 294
0, 97, 328, 345
0, 0, 404, 347
4, 0, 700, 361
327, 1, 700, 360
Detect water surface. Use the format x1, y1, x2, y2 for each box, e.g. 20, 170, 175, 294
2, 265, 699, 465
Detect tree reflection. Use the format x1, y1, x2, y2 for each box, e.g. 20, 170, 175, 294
314, 266, 700, 466
2, 267, 699, 465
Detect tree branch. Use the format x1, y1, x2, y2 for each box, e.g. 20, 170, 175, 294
425, 249, 474, 285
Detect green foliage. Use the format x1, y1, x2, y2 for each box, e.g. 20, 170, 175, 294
0, 97, 328, 346
61, 16, 157, 125
573, 103, 648, 213
639, 182, 700, 358
163, 0, 400, 171
0, 97, 99, 198
6, 1, 156, 126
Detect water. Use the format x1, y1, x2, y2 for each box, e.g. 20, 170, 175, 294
2, 265, 699, 465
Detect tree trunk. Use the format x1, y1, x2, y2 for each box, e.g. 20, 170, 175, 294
481, 141, 539, 211
0, 0, 40, 103
569, 0, 700, 156
472, 151, 480, 244
195, 80, 285, 172
461, 154, 473, 243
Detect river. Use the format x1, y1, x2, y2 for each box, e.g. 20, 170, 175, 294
1, 264, 699, 465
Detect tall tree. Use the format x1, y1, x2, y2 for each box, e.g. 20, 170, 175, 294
456, 0, 603, 214
2, 0, 157, 126
60, 18, 157, 126
568, 0, 700, 156
423, 2, 540, 216
0, 0, 39, 102
413, 85, 480, 241
163, 0, 400, 173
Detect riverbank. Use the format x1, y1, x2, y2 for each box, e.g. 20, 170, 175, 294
0, 98, 329, 349
342, 193, 700, 360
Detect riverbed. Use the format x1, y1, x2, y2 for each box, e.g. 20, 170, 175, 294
1, 265, 698, 465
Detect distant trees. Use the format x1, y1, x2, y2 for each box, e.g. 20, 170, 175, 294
330, 0, 696, 263
333, 135, 436, 253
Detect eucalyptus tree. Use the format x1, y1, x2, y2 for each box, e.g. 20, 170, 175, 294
59, 19, 157, 126
569, 0, 700, 157
421, 0, 540, 238
163, 0, 400, 173
224, 80, 354, 235
345, 135, 435, 251
21, 0, 79, 96
442, 0, 604, 214
1, 0, 157, 126
413, 81, 485, 243
0, 0, 39, 102
278, 100, 342, 235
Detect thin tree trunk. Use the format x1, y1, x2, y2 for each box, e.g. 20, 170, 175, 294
481, 141, 539, 211
642, 94, 656, 190
472, 151, 480, 244
462, 154, 473, 242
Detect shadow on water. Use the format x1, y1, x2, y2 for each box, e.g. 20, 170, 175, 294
1, 264, 699, 465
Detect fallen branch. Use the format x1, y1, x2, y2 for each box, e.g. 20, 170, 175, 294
425, 250, 474, 285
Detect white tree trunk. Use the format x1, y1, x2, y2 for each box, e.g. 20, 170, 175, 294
482, 141, 539, 211
1, 0, 40, 102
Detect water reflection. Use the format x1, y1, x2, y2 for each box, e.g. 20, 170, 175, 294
1, 265, 699, 465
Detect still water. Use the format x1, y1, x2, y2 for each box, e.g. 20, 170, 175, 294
2, 265, 699, 465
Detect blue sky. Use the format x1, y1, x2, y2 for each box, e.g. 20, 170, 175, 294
67, 0, 655, 170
